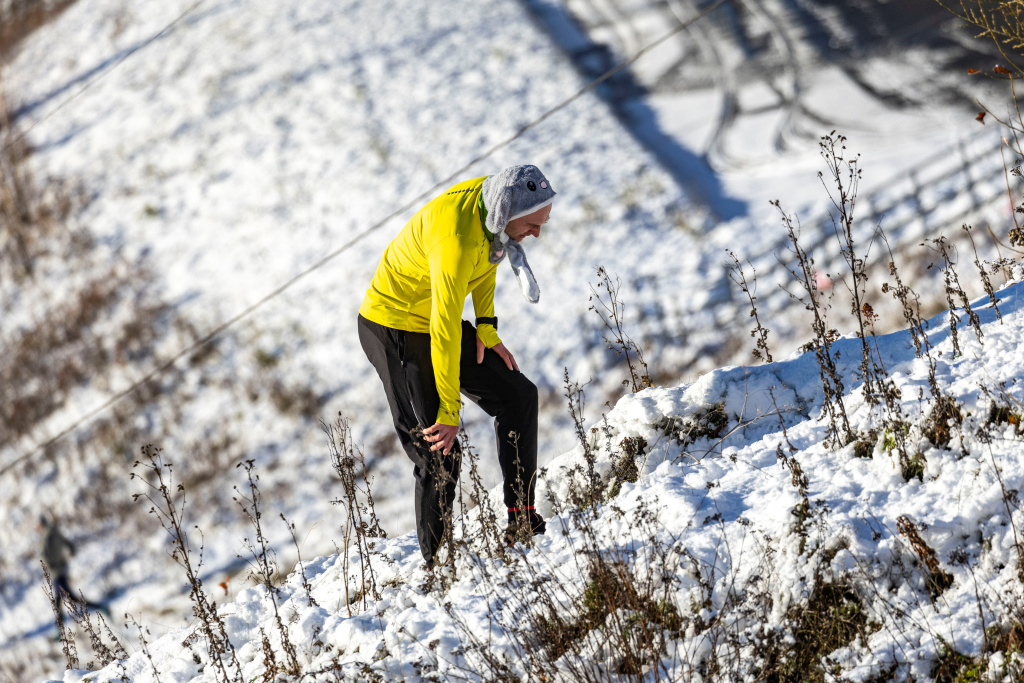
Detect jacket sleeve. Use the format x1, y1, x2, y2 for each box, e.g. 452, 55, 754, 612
428, 236, 476, 426
471, 268, 502, 348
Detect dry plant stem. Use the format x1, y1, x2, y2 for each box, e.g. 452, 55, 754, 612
508, 430, 533, 546
563, 369, 604, 507
675, 404, 783, 467
131, 444, 242, 683
879, 231, 931, 358
819, 132, 887, 406
991, 81, 1024, 251
41, 563, 78, 670
964, 561, 992, 655
727, 250, 773, 363
881, 387, 914, 479
998, 141, 1024, 248
323, 414, 384, 610
896, 514, 954, 597
428, 447, 458, 579
770, 387, 797, 454
855, 243, 915, 474
776, 447, 813, 548
357, 440, 383, 535
931, 236, 983, 354
937, 1, 1024, 75
589, 266, 652, 392
461, 431, 507, 561
280, 513, 319, 608
962, 222, 1003, 321
564, 368, 592, 468
879, 236, 951, 427
454, 427, 470, 546
233, 460, 278, 593
127, 614, 164, 683
775, 201, 851, 448
452, 495, 685, 682
233, 459, 300, 676
442, 603, 534, 681
67, 595, 128, 670
984, 442, 1024, 582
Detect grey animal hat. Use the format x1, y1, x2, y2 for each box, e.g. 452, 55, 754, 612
481, 165, 556, 303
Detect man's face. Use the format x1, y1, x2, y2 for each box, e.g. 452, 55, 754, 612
504, 203, 551, 243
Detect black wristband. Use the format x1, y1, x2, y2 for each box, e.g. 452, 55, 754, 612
475, 316, 498, 330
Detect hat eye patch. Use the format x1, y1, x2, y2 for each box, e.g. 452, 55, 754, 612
527, 180, 537, 191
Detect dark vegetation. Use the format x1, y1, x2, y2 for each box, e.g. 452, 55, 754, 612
0, 16, 328, 678
0, 72, 326, 533
764, 581, 871, 683
0, 0, 76, 60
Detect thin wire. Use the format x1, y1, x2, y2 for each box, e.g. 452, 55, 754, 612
1, 1, 207, 155
1, 0, 726, 476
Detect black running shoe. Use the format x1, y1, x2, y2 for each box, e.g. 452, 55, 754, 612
505, 510, 546, 546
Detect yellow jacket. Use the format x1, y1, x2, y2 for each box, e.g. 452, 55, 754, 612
360, 176, 501, 426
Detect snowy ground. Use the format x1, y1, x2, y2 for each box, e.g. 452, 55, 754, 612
0, 0, 1021, 680
60, 270, 1024, 682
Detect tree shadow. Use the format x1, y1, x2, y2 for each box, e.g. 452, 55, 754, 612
522, 0, 748, 223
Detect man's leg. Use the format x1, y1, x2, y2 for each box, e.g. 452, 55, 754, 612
458, 321, 539, 516
357, 316, 461, 566
52, 573, 71, 623
55, 575, 108, 617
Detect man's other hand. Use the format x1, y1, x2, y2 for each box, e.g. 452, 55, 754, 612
476, 336, 519, 372
423, 422, 459, 454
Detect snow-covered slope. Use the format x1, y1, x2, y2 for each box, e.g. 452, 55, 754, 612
61, 272, 1024, 682
1, 0, 1020, 680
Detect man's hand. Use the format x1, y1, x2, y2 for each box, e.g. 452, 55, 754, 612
423, 422, 459, 455
476, 335, 519, 372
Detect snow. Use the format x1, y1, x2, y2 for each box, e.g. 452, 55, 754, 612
42, 275, 1024, 682
2, 0, 1024, 679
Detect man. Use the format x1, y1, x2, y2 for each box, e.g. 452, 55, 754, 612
39, 515, 107, 623
358, 165, 554, 567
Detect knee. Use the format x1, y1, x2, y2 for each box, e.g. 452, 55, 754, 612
502, 375, 538, 423
521, 376, 538, 413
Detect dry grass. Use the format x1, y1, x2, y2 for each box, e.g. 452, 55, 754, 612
0, 0, 78, 60
0, 269, 169, 445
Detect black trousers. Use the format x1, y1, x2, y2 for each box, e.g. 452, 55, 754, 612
357, 314, 538, 565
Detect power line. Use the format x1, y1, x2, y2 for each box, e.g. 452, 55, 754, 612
1, 0, 725, 477
2, 1, 206, 154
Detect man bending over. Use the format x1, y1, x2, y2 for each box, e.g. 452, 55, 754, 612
358, 165, 555, 568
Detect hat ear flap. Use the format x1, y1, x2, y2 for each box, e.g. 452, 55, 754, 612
507, 240, 540, 303
485, 183, 514, 238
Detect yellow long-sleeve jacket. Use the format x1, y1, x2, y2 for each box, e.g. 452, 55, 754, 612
359, 176, 501, 427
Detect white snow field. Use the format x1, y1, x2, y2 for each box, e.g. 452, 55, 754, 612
0, 0, 1021, 679
58, 272, 1024, 682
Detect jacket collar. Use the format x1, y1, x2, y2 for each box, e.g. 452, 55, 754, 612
477, 189, 492, 243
